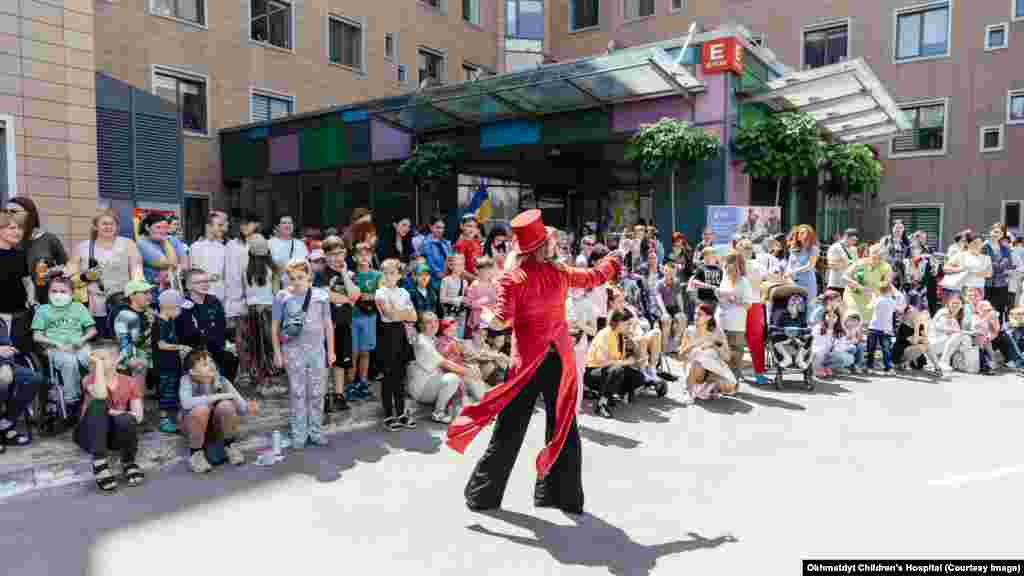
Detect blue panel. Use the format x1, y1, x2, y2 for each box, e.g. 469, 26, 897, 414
247, 126, 269, 140
480, 119, 541, 149
95, 72, 132, 112
342, 109, 369, 123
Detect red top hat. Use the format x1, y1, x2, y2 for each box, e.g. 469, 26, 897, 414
510, 209, 550, 255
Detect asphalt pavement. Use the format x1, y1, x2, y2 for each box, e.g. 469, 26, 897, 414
2, 369, 1023, 575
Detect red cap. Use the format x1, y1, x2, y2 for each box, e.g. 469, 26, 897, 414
439, 317, 457, 333
510, 209, 549, 254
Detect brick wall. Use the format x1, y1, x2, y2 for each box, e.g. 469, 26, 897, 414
0, 0, 98, 250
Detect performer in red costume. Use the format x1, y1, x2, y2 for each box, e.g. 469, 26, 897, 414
446, 209, 625, 515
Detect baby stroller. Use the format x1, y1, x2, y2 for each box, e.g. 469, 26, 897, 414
764, 283, 814, 391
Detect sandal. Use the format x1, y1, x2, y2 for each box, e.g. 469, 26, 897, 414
123, 463, 145, 486
93, 459, 118, 492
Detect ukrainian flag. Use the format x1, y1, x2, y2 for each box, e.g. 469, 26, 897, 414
464, 178, 492, 223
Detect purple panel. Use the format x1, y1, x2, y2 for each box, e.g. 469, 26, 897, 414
611, 96, 691, 133
270, 133, 299, 174
695, 71, 726, 123
372, 119, 412, 162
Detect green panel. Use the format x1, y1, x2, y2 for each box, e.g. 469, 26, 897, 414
300, 125, 346, 171
656, 151, 727, 239
222, 135, 264, 180
737, 51, 775, 96
542, 109, 610, 145
738, 102, 770, 129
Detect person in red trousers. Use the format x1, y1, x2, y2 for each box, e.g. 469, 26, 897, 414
737, 239, 768, 385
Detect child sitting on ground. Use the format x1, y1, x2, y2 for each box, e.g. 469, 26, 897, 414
894, 309, 942, 374
812, 310, 854, 377
771, 294, 811, 369
971, 300, 1001, 375
435, 317, 488, 401
463, 328, 511, 387
1002, 306, 1024, 369
843, 311, 866, 373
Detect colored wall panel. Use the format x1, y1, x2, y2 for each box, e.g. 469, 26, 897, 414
342, 109, 368, 123
612, 96, 691, 133
694, 72, 726, 124
300, 125, 346, 171
345, 121, 370, 164
480, 118, 541, 149
542, 109, 609, 145
654, 152, 726, 240
269, 133, 299, 174
371, 119, 412, 161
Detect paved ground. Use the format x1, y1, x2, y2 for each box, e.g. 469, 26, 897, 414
2, 368, 1024, 575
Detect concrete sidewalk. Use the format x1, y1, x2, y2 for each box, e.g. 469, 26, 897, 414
0, 380, 428, 500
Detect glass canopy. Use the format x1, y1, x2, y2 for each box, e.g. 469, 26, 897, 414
742, 58, 910, 144
367, 43, 704, 132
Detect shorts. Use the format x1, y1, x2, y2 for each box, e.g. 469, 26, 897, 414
351, 313, 377, 353
334, 320, 353, 368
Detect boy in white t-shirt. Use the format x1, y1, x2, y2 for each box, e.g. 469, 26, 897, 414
865, 283, 902, 372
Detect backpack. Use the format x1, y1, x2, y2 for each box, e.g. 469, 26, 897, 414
278, 289, 312, 345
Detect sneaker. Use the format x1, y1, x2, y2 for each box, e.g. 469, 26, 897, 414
937, 363, 953, 373
752, 373, 770, 386
815, 368, 828, 378
190, 451, 212, 474
383, 416, 401, 432
1006, 360, 1019, 370
226, 444, 245, 466
158, 416, 177, 435
399, 411, 417, 429
431, 411, 453, 424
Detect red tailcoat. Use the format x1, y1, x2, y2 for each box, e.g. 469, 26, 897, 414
446, 255, 622, 477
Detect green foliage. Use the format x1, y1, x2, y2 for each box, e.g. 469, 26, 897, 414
398, 141, 461, 183
624, 118, 721, 177
733, 112, 826, 181
827, 142, 883, 196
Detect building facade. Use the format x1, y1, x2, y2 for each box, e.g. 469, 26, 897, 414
0, 0, 99, 249
547, 0, 1024, 245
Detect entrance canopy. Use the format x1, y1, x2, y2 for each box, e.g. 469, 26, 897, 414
742, 59, 910, 145
365, 45, 704, 133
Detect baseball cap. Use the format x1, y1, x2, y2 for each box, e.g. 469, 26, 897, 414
124, 280, 154, 296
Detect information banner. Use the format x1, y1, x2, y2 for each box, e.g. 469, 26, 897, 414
803, 559, 1024, 575
706, 205, 781, 245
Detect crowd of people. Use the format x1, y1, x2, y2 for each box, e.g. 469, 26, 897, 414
1, 194, 1022, 493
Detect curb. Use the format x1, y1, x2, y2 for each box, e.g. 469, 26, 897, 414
0, 398, 432, 501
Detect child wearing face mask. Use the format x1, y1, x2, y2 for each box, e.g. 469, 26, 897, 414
32, 277, 97, 421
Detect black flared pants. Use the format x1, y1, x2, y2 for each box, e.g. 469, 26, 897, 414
464, 346, 583, 513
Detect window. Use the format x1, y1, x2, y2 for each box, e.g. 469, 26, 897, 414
985, 23, 1008, 50
506, 0, 544, 40
463, 64, 480, 81
398, 65, 408, 84
1005, 201, 1022, 236
418, 48, 445, 86
1010, 90, 1024, 125
251, 90, 293, 123
463, 0, 480, 25
329, 16, 363, 71
570, 0, 599, 31
891, 99, 947, 157
385, 33, 395, 61
889, 205, 942, 251
151, 0, 205, 26
670, 0, 684, 12
421, 0, 441, 8
0, 116, 15, 206
980, 125, 1004, 152
251, 0, 292, 50
803, 21, 848, 69
1017, 0, 1024, 21
624, 0, 654, 20
505, 38, 543, 72
895, 2, 950, 61
153, 68, 208, 135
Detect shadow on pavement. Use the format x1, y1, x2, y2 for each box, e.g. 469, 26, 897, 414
578, 425, 643, 449
612, 395, 689, 424
468, 509, 737, 576
733, 391, 806, 411
769, 379, 851, 397
695, 396, 753, 415
312, 424, 444, 483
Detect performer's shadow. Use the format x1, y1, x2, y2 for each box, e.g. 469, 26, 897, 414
468, 509, 737, 575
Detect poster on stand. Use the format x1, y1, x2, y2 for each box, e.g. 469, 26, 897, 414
706, 205, 781, 246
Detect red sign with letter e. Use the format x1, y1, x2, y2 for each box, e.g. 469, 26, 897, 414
702, 37, 744, 75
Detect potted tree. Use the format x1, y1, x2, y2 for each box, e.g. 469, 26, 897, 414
398, 141, 462, 223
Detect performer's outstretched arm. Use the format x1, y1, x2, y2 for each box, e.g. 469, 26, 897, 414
564, 250, 625, 291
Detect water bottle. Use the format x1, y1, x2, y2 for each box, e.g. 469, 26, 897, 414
272, 431, 282, 455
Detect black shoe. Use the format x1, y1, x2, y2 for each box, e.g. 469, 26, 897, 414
467, 500, 499, 512
594, 402, 613, 419
334, 394, 350, 411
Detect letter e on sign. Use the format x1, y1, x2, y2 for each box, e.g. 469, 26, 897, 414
702, 37, 744, 75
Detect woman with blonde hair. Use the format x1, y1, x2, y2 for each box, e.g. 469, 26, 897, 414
785, 224, 819, 301
68, 209, 144, 340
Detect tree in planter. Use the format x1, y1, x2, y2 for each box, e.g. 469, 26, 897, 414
826, 142, 883, 198
733, 111, 826, 207
624, 117, 721, 178
398, 141, 462, 222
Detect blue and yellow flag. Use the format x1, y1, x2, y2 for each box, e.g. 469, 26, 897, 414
464, 178, 492, 223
